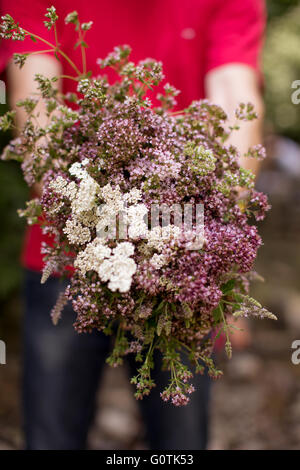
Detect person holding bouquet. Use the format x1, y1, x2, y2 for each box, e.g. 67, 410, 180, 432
0, 0, 265, 450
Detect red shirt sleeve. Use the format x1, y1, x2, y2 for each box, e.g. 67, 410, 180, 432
204, 0, 266, 76
0, 0, 60, 70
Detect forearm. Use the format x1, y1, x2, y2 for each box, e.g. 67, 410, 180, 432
205, 64, 264, 177
8, 54, 62, 126
205, 64, 265, 344
7, 55, 62, 195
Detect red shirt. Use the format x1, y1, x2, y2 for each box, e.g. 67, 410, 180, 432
0, 0, 265, 272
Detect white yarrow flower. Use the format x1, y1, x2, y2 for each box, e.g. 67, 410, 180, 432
108, 276, 132, 293
98, 259, 114, 282
71, 176, 100, 215
113, 256, 136, 277
113, 241, 135, 257
150, 253, 167, 269
63, 218, 91, 245
125, 188, 142, 204
74, 238, 111, 275
69, 162, 85, 179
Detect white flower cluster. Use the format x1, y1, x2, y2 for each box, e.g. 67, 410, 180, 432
75, 239, 136, 293
69, 160, 100, 216
50, 160, 100, 216
147, 225, 181, 270
124, 187, 143, 204
149, 253, 167, 269
74, 238, 111, 275
96, 183, 148, 240
127, 204, 148, 238
72, 176, 99, 215
49, 161, 100, 245
147, 225, 181, 251
49, 175, 71, 196
63, 218, 91, 245
49, 161, 183, 290
99, 242, 136, 293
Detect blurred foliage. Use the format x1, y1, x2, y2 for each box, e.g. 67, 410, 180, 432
0, 101, 28, 304
264, 0, 300, 141
266, 0, 299, 20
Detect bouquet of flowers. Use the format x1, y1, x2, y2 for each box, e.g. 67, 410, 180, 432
0, 7, 276, 405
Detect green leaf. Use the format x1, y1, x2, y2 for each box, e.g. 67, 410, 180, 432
157, 315, 163, 336
74, 40, 88, 50
233, 293, 244, 303
165, 320, 172, 336
221, 279, 236, 295
213, 304, 223, 322
232, 303, 241, 310
155, 300, 165, 313
182, 302, 193, 318
213, 328, 223, 340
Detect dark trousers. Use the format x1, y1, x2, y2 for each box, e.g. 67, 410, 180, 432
23, 269, 211, 450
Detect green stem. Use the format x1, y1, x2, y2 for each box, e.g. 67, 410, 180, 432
59, 74, 79, 82
53, 24, 59, 48
24, 49, 54, 55
144, 338, 154, 368
78, 25, 87, 75
170, 110, 185, 116
223, 300, 235, 306
55, 49, 81, 76
22, 29, 55, 48
220, 304, 232, 357
22, 29, 81, 76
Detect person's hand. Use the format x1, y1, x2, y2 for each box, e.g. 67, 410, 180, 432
33, 182, 43, 198
8, 55, 61, 203
229, 316, 252, 350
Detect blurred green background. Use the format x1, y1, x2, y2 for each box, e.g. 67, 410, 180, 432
265, 0, 300, 141
0, 104, 27, 322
